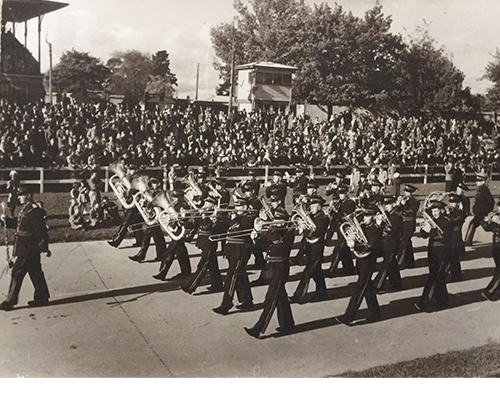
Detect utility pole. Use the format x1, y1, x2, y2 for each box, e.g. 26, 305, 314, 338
227, 17, 236, 117
46, 37, 53, 104
195, 63, 199, 100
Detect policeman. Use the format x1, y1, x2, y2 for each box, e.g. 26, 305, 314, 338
335, 207, 383, 325
291, 195, 330, 303
373, 196, 403, 293
0, 188, 51, 311
244, 205, 295, 338
415, 200, 453, 312
465, 174, 494, 246
181, 196, 223, 294
395, 184, 419, 268
447, 193, 467, 282
482, 200, 500, 301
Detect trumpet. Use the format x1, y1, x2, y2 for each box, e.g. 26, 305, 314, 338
484, 210, 500, 225
339, 212, 371, 259
108, 161, 135, 209
375, 203, 392, 228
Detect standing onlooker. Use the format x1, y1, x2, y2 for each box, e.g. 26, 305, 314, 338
6, 170, 21, 216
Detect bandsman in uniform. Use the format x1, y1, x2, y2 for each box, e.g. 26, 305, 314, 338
287, 166, 308, 204
456, 183, 470, 217
291, 196, 330, 303
373, 196, 403, 293
265, 171, 287, 204
447, 193, 467, 282
0, 188, 51, 311
481, 200, 500, 301
395, 184, 419, 268
415, 200, 453, 312
244, 198, 296, 338
465, 174, 494, 246
335, 207, 383, 325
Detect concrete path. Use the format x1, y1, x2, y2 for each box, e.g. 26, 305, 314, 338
0, 223, 499, 377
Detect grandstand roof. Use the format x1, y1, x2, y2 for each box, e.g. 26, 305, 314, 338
2, 0, 68, 23
236, 61, 297, 71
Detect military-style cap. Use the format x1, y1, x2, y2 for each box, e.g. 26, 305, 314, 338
307, 180, 319, 189
214, 177, 225, 185
383, 195, 396, 204
18, 187, 30, 196
363, 207, 377, 216
310, 196, 325, 206
248, 170, 256, 176
126, 163, 138, 171
272, 208, 288, 220
371, 180, 383, 188
234, 196, 250, 206
449, 194, 461, 203
273, 170, 282, 176
404, 184, 417, 193
204, 196, 218, 206
198, 166, 207, 175
242, 183, 254, 193
429, 200, 447, 209
338, 185, 348, 194
269, 194, 282, 202
148, 178, 161, 188
477, 174, 488, 181
296, 166, 305, 173
457, 183, 469, 191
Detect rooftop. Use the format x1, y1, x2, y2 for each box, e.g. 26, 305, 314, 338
236, 61, 297, 71
2, 0, 68, 23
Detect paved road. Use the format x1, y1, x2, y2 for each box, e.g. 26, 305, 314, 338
0, 220, 499, 377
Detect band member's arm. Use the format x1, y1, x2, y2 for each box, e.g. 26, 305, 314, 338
306, 215, 329, 243
32, 209, 50, 254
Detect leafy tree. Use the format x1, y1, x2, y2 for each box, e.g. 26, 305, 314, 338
50, 49, 110, 94
484, 49, 500, 110
147, 50, 178, 100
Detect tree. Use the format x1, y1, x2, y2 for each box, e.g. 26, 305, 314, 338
50, 50, 110, 94
147, 50, 178, 100
484, 49, 500, 110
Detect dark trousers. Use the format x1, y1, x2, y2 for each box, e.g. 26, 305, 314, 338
4, 253, 50, 306
113, 208, 143, 246
250, 244, 266, 269
293, 244, 326, 300
343, 255, 380, 322
156, 240, 191, 280
220, 250, 253, 309
397, 223, 415, 267
185, 245, 222, 293
418, 250, 450, 311
328, 234, 354, 274
449, 245, 462, 281
136, 226, 166, 260
484, 245, 500, 299
465, 214, 483, 245
251, 278, 294, 334
374, 250, 401, 291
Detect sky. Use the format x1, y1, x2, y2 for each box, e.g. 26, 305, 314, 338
11, 0, 500, 99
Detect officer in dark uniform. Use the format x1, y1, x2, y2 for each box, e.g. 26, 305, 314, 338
395, 184, 419, 268
0, 188, 51, 311
213, 196, 254, 315
265, 171, 287, 203
465, 174, 494, 246
244, 205, 295, 338
482, 200, 500, 301
456, 183, 470, 217
327, 185, 356, 276
129, 178, 167, 262
415, 200, 453, 312
374, 196, 403, 293
447, 193, 467, 282
291, 196, 330, 303
335, 207, 383, 325
108, 164, 144, 248
181, 196, 223, 294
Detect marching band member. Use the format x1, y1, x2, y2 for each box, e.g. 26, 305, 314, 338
456, 182, 470, 217
481, 200, 500, 301
244, 203, 296, 338
0, 188, 51, 311
465, 174, 494, 246
326, 185, 356, 276
265, 171, 287, 203
152, 190, 193, 281
213, 195, 255, 315
108, 163, 144, 248
181, 196, 223, 294
395, 184, 419, 268
373, 196, 403, 293
415, 200, 453, 312
129, 178, 167, 263
335, 207, 383, 326
447, 193, 467, 282
287, 166, 308, 204
290, 195, 330, 303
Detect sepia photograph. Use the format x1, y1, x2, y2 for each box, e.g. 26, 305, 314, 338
1, 0, 500, 379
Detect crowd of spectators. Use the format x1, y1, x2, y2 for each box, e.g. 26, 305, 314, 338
1, 98, 499, 171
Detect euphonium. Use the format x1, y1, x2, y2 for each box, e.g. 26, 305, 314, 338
108, 161, 135, 209
339, 212, 371, 259
291, 203, 317, 234
151, 190, 186, 241
131, 175, 158, 226
182, 173, 203, 209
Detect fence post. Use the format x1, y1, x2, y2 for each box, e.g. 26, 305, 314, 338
104, 166, 109, 193
265, 165, 269, 184
309, 165, 314, 178
169, 166, 175, 191
424, 164, 428, 185
163, 167, 169, 191
39, 168, 44, 193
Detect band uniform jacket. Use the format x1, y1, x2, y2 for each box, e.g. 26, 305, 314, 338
289, 175, 308, 201
473, 185, 494, 217
5, 202, 49, 258
381, 211, 403, 253
399, 196, 420, 228
420, 216, 453, 260
195, 217, 217, 252
458, 194, 471, 216
354, 223, 383, 258
448, 207, 467, 250
305, 210, 330, 246
265, 182, 287, 202
224, 214, 254, 260
338, 198, 356, 223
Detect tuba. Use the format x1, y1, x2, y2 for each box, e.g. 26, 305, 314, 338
109, 162, 135, 209
339, 212, 371, 259
291, 203, 317, 235
131, 175, 158, 226
151, 190, 186, 241
182, 172, 203, 209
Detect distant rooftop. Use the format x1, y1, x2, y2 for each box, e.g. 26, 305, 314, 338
3, 0, 68, 23
236, 61, 297, 71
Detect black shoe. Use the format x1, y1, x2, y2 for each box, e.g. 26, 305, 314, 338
181, 285, 193, 295
27, 300, 49, 308
482, 291, 495, 301
153, 256, 163, 262
313, 292, 328, 302
289, 295, 300, 304
235, 302, 254, 311
0, 301, 13, 311
342, 268, 356, 276
244, 327, 260, 339
212, 305, 230, 315
167, 273, 190, 282
207, 285, 223, 293
334, 315, 353, 326
152, 274, 166, 281
251, 277, 267, 286
387, 284, 403, 293
275, 325, 295, 333
128, 255, 144, 263
365, 313, 382, 323
132, 242, 142, 247
414, 302, 425, 312
107, 240, 120, 248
